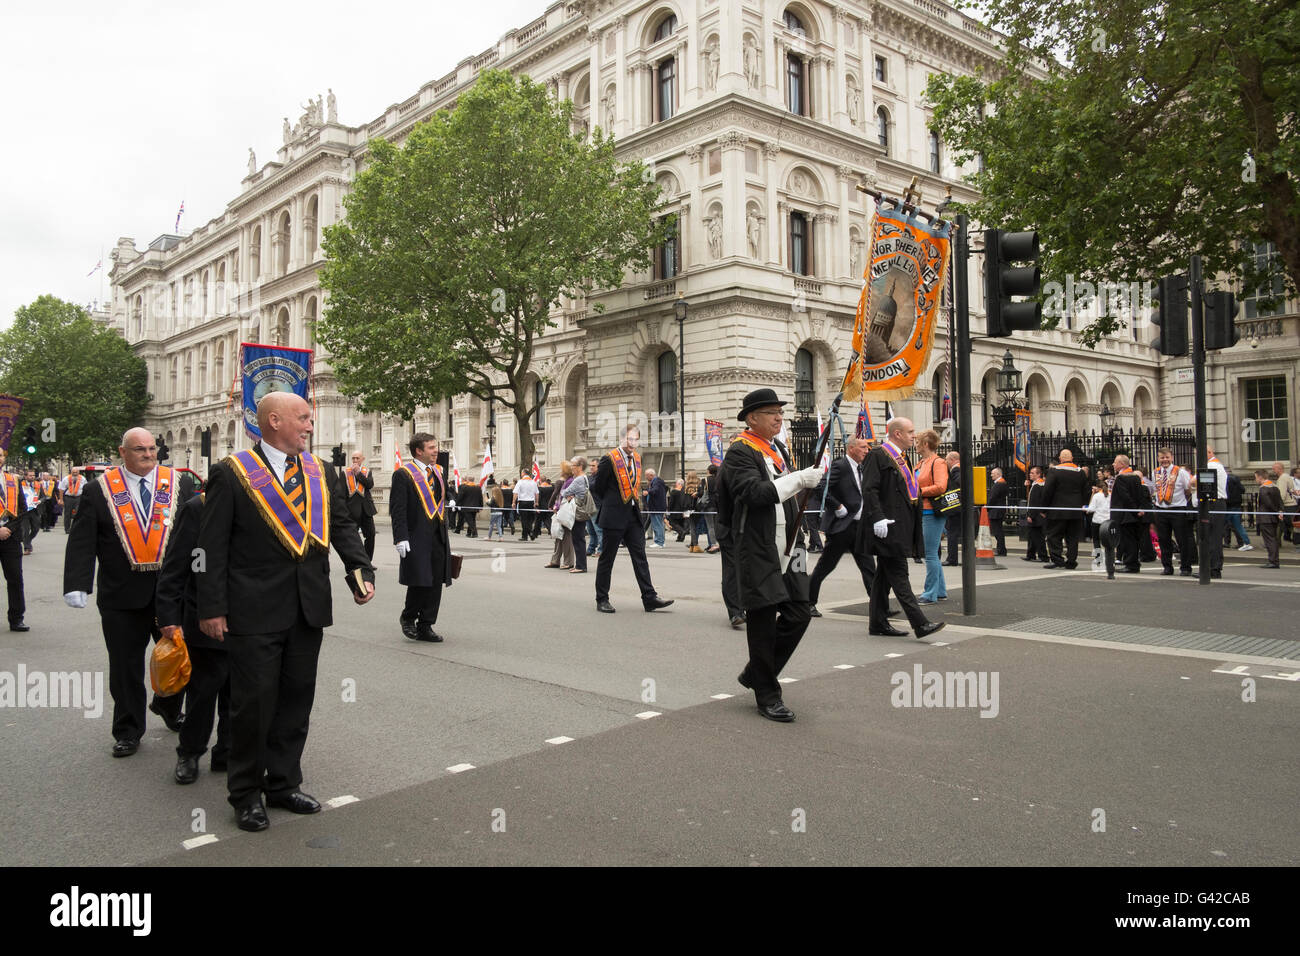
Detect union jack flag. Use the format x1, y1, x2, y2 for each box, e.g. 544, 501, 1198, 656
175, 200, 185, 232
86, 259, 103, 277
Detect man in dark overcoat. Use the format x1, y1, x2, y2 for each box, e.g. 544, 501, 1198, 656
1110, 454, 1145, 573
716, 388, 824, 722
391, 432, 453, 642
857, 416, 945, 640
1041, 449, 1090, 569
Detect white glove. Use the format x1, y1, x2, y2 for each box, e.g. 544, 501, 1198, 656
835, 504, 848, 518
797, 466, 823, 489
773, 471, 804, 502
873, 518, 895, 539
395, 541, 411, 558
64, 591, 88, 609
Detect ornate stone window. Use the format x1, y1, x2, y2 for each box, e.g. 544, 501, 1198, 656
929, 130, 942, 174
789, 211, 811, 275
877, 107, 890, 153
657, 351, 677, 415
654, 214, 680, 279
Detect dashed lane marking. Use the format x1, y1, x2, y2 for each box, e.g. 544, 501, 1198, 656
710, 693, 734, 700
325, 795, 359, 808
182, 834, 218, 850
545, 736, 574, 744
635, 711, 661, 719
446, 763, 476, 773
833, 664, 855, 670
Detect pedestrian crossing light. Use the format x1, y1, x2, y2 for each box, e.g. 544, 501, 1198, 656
984, 229, 1042, 337
1203, 290, 1239, 351
23, 426, 37, 455
1150, 274, 1189, 357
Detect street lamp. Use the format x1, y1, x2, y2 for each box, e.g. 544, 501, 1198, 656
995, 349, 1022, 404
1099, 403, 1115, 435
990, 349, 1023, 480
486, 393, 496, 448
674, 295, 687, 481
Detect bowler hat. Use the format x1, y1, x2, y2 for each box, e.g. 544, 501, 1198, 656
737, 387, 788, 422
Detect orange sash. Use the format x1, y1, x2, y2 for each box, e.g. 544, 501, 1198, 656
346, 467, 368, 496
610, 447, 641, 503
67, 475, 84, 496
103, 466, 174, 570
1156, 465, 1181, 503
733, 430, 786, 475
1, 474, 19, 519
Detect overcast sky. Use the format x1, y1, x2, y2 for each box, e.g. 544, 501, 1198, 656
0, 0, 551, 328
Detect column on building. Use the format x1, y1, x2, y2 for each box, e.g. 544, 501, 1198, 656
833, 11, 849, 129
764, 143, 782, 266
720, 132, 748, 259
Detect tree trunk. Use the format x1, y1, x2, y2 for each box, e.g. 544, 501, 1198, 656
513, 385, 535, 475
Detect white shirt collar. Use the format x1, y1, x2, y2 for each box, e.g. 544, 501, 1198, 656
258, 441, 290, 482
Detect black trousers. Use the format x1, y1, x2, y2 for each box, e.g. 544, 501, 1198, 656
0, 539, 24, 625
1154, 511, 1194, 571
517, 502, 537, 539
463, 511, 478, 537
354, 511, 376, 560
870, 554, 929, 632
404, 584, 443, 624
100, 604, 177, 742
226, 614, 323, 808
19, 510, 39, 551
1047, 517, 1084, 567
1205, 514, 1226, 572
720, 543, 743, 619
571, 521, 587, 571
808, 525, 875, 605
178, 644, 230, 761
741, 601, 811, 706
1117, 522, 1142, 571
945, 512, 961, 563
1026, 525, 1047, 561
594, 522, 656, 605
1260, 521, 1280, 564
991, 516, 1006, 555
63, 495, 81, 532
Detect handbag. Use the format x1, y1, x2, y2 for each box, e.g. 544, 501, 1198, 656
557, 497, 577, 530
936, 488, 961, 513
150, 627, 191, 697
574, 489, 596, 523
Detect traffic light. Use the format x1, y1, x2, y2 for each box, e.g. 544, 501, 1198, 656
331, 444, 345, 467
984, 229, 1042, 336
1150, 274, 1189, 357
200, 427, 212, 459
157, 438, 170, 462
23, 426, 37, 456
1203, 291, 1239, 350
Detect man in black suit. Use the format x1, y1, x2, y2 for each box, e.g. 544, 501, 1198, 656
64, 427, 183, 756
198, 393, 375, 832
1254, 468, 1283, 568
1023, 466, 1049, 563
591, 423, 672, 613
1041, 450, 1090, 569
157, 491, 230, 785
716, 388, 824, 722
339, 451, 377, 559
1110, 454, 1145, 572
391, 432, 453, 642
0, 448, 30, 631
808, 437, 877, 617
459, 477, 482, 538
987, 468, 1010, 556
859, 417, 945, 640
943, 452, 962, 565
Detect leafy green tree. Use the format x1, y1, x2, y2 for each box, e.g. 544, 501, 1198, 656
926, 0, 1298, 344
319, 69, 667, 464
0, 295, 150, 465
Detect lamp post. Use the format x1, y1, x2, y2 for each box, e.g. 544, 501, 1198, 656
990, 349, 1023, 478
674, 295, 687, 481
486, 393, 497, 450
790, 377, 817, 468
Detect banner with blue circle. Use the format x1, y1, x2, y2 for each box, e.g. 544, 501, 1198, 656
241, 343, 313, 442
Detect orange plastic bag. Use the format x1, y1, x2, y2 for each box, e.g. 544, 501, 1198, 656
150, 626, 192, 697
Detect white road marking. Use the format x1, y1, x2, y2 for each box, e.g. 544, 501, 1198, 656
545, 736, 574, 744
710, 693, 734, 700
778, 677, 798, 683
325, 795, 359, 808
883, 653, 904, 659
931, 641, 949, 646
1213, 665, 1251, 675
636, 711, 661, 719
182, 834, 218, 850
446, 763, 476, 773
1260, 671, 1300, 682
833, 664, 855, 670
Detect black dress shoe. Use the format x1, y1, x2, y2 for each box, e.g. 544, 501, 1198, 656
237, 802, 270, 832
1045, 563, 1066, 570
729, 614, 745, 629
868, 624, 908, 637
1180, 569, 1194, 576
915, 621, 946, 639
758, 701, 795, 722
1210, 570, 1222, 579
597, 600, 616, 613
1020, 556, 1038, 562
1161, 568, 1174, 575
643, 596, 674, 611
149, 698, 184, 732
737, 670, 753, 690
9, 620, 29, 632
415, 623, 444, 642
887, 608, 901, 617
942, 560, 959, 567
808, 604, 822, 618
111, 739, 139, 758
400, 617, 419, 640
266, 790, 322, 814
174, 755, 199, 784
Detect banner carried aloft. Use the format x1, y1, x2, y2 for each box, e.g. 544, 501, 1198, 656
241, 344, 313, 442
0, 394, 25, 453
1013, 408, 1032, 473
844, 199, 952, 403
704, 420, 724, 467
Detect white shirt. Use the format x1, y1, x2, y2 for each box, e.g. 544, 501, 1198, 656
514, 477, 538, 502
258, 441, 290, 485
1086, 491, 1111, 524
1207, 458, 1228, 500
122, 466, 157, 517
849, 457, 864, 521
1153, 465, 1192, 507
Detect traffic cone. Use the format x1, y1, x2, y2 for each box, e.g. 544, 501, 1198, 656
976, 506, 1005, 569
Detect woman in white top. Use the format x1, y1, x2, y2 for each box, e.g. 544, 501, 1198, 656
1085, 475, 1115, 579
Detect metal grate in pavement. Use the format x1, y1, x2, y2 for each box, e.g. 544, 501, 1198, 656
1013, 617, 1299, 661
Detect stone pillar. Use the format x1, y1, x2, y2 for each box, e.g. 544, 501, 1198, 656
719, 132, 748, 259
764, 143, 782, 266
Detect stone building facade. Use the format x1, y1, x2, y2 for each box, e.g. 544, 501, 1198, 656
110, 0, 1294, 506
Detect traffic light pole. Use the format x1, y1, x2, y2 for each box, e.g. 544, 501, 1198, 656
1191, 254, 1210, 587
955, 214, 977, 615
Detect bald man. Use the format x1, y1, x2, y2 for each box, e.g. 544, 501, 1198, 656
64, 427, 184, 756
1041, 449, 1090, 569
198, 392, 375, 832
